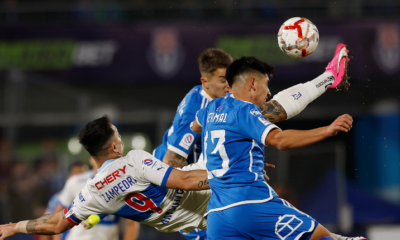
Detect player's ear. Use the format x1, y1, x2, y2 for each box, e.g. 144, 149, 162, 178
249, 78, 256, 90
200, 76, 208, 86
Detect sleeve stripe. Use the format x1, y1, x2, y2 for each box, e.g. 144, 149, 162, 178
195, 111, 202, 127
167, 144, 189, 158
161, 167, 173, 187
64, 207, 81, 225
261, 124, 280, 146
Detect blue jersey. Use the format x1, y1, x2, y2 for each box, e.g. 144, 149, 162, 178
196, 94, 279, 215
154, 85, 213, 163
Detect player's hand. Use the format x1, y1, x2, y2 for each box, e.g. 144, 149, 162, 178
326, 114, 353, 136
263, 163, 275, 181
0, 223, 18, 240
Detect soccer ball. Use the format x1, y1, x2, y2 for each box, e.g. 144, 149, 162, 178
277, 17, 319, 58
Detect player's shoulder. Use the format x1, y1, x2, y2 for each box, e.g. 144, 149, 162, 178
125, 149, 157, 162
122, 150, 161, 169
185, 85, 212, 104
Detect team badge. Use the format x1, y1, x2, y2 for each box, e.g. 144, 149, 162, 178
275, 215, 303, 240
179, 133, 194, 150
144, 158, 154, 166
146, 28, 186, 80
373, 25, 400, 75
258, 117, 270, 126
250, 108, 262, 117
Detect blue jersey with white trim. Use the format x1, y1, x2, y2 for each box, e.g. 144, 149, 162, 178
154, 85, 212, 163
65, 150, 209, 233
196, 94, 279, 214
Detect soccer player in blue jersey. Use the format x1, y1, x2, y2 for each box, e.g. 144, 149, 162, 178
192, 54, 366, 240
155, 46, 351, 240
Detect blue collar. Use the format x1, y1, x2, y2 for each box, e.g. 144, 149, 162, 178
97, 159, 117, 173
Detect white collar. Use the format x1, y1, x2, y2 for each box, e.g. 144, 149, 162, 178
200, 89, 214, 102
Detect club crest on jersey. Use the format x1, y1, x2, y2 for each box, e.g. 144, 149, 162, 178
179, 133, 194, 150
216, 105, 223, 111
250, 108, 262, 117
275, 215, 303, 240
144, 159, 154, 166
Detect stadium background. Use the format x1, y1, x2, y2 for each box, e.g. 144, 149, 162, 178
0, 0, 399, 239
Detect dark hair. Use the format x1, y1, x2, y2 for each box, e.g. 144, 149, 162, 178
79, 116, 114, 157
225, 56, 275, 87
198, 48, 233, 74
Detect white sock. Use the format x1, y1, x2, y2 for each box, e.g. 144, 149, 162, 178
305, 72, 335, 101
272, 72, 334, 119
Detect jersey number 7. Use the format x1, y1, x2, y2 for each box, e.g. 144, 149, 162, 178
204, 130, 230, 177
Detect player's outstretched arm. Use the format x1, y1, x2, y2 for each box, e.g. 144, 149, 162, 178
265, 114, 353, 150
165, 169, 209, 191
162, 150, 189, 168
0, 211, 74, 240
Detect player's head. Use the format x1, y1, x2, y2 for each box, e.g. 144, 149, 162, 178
226, 56, 274, 109
79, 115, 124, 160
198, 48, 233, 99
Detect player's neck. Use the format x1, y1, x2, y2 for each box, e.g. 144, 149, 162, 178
231, 88, 251, 103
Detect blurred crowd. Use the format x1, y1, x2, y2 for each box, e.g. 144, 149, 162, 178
0, 138, 86, 224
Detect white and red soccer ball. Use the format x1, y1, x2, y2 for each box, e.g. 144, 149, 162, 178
277, 17, 319, 58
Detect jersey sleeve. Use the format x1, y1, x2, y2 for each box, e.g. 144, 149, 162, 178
195, 107, 207, 128
58, 176, 78, 207
238, 105, 280, 145
166, 94, 203, 158
126, 150, 173, 187
63, 186, 103, 225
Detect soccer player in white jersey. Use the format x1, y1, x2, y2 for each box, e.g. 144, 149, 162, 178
192, 51, 366, 240
52, 157, 139, 240
155, 47, 351, 240
0, 116, 211, 239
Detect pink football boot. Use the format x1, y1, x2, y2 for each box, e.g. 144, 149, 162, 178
325, 43, 350, 91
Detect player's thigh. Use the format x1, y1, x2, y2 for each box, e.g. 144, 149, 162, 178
225, 198, 318, 240
206, 211, 248, 240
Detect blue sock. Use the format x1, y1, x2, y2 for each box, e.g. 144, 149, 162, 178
320, 237, 335, 240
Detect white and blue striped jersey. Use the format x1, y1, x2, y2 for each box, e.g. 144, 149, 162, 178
59, 171, 120, 240
154, 85, 213, 164
64, 150, 210, 233
195, 94, 280, 216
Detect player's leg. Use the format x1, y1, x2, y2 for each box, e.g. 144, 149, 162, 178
308, 224, 335, 240
206, 210, 248, 240
271, 43, 349, 120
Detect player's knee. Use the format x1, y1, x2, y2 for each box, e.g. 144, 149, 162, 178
320, 237, 335, 240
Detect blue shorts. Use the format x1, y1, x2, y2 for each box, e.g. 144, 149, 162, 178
180, 228, 207, 240
206, 197, 318, 240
